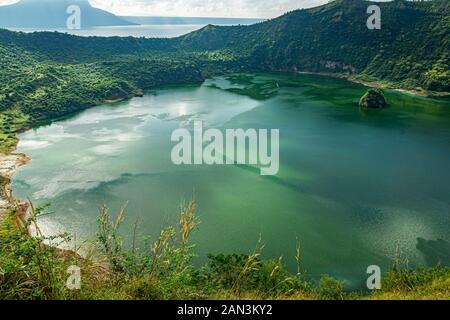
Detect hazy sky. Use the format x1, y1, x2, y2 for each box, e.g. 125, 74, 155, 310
0, 0, 334, 18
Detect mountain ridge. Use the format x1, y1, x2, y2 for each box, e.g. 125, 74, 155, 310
1, 0, 447, 91
176, 0, 449, 91
0, 0, 448, 147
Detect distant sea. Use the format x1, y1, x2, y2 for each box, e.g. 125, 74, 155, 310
8, 16, 264, 38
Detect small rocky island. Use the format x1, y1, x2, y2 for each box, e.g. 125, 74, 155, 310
359, 89, 388, 109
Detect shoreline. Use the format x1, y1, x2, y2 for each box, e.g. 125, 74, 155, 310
0, 88, 148, 239
0, 152, 31, 223
296, 71, 450, 98
0, 93, 136, 222
348, 77, 433, 97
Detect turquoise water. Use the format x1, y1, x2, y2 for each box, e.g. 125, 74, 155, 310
12, 73, 450, 288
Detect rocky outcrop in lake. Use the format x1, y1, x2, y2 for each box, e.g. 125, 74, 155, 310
359, 89, 388, 109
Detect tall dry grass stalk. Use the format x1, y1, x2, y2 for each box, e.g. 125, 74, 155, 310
392, 241, 409, 271
149, 226, 176, 277
150, 198, 199, 275
295, 239, 302, 279
27, 200, 43, 237
96, 198, 199, 278
231, 236, 265, 295
179, 199, 197, 254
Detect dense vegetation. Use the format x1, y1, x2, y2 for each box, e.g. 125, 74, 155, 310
2, 201, 450, 300
0, 0, 449, 300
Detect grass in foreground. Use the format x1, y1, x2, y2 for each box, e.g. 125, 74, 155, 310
0, 200, 450, 300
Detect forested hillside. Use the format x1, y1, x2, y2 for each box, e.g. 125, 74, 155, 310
177, 0, 449, 91
0, 0, 448, 152
0, 41, 203, 152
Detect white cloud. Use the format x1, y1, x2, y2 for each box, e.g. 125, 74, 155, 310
0, 0, 332, 18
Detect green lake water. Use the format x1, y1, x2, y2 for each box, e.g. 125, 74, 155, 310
12, 73, 450, 289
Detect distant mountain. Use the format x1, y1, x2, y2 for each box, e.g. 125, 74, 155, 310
120, 16, 264, 26
0, 0, 134, 28
0, 0, 448, 92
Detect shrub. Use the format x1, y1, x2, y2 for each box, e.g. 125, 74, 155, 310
318, 275, 346, 300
